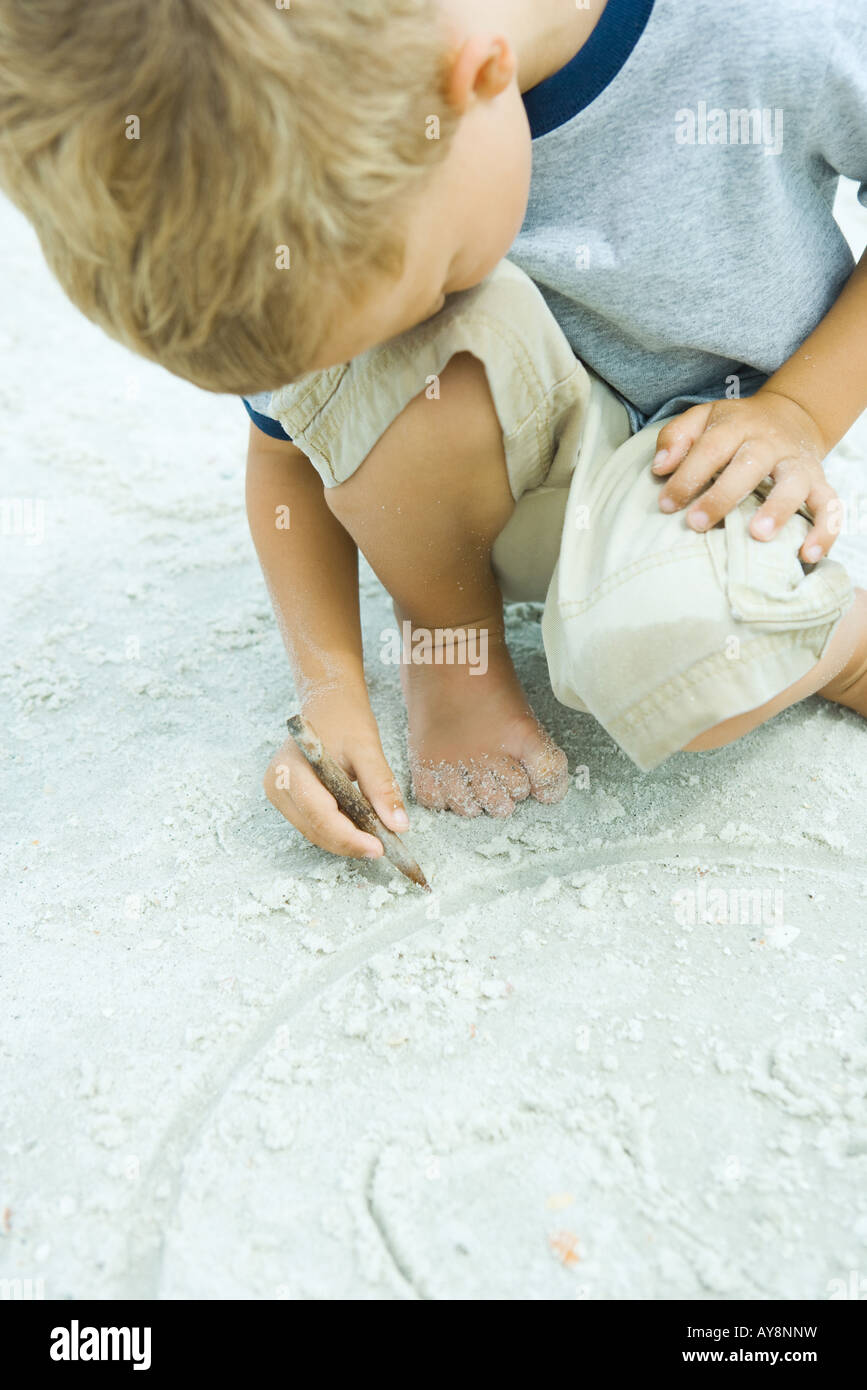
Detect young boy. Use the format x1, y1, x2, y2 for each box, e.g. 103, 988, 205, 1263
3, 0, 867, 867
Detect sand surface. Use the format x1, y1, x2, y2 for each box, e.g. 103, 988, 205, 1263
2, 186, 867, 1300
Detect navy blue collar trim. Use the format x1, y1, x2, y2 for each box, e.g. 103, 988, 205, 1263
522, 0, 655, 138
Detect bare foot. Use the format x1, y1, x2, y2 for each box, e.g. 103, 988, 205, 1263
398, 611, 570, 817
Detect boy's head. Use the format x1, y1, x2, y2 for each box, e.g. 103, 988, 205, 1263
0, 0, 530, 393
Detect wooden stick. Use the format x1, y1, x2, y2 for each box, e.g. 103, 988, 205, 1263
287, 714, 431, 892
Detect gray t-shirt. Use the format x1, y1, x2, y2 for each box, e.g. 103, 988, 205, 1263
245, 0, 867, 437
509, 0, 867, 430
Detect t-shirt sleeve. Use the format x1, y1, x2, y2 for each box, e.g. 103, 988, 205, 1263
812, 2, 867, 206
242, 394, 291, 441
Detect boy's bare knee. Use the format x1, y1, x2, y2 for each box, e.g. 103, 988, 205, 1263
324, 349, 510, 533
682, 722, 742, 753
686, 589, 867, 752
682, 688, 813, 752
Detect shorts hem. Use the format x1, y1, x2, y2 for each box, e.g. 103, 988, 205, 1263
607, 623, 844, 771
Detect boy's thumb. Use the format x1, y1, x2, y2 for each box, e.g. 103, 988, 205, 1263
355, 752, 410, 833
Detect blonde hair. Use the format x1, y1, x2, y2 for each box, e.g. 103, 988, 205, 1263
0, 0, 459, 392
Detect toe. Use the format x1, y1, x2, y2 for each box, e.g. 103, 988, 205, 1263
446, 789, 483, 816
444, 763, 484, 817
491, 756, 531, 803
467, 763, 516, 818
524, 739, 570, 804
410, 763, 449, 810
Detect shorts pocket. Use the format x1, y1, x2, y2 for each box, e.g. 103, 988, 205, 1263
706, 489, 853, 630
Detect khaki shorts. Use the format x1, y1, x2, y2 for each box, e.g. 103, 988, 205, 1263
271, 260, 854, 771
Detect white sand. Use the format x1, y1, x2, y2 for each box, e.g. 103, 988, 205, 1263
2, 185, 867, 1301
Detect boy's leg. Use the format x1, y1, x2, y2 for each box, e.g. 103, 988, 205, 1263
683, 587, 867, 751
323, 351, 569, 816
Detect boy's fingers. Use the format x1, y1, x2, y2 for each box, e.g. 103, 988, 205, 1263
301, 801, 384, 859
652, 403, 714, 474
748, 462, 811, 541
265, 755, 383, 859
659, 423, 753, 510
800, 482, 841, 561
657, 420, 746, 510
352, 746, 410, 832
683, 454, 768, 530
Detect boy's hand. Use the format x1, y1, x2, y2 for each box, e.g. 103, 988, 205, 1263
651, 389, 839, 563
264, 689, 410, 861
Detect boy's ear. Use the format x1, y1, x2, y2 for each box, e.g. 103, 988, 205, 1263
446, 34, 516, 112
